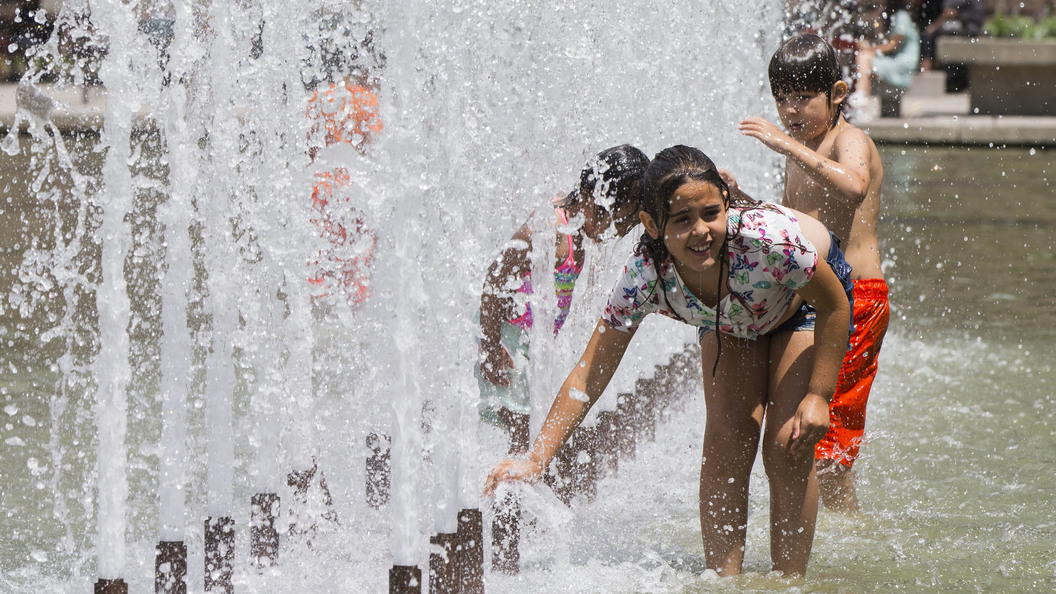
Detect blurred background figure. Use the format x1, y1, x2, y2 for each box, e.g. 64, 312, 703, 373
302, 8, 385, 310
917, 0, 945, 37
918, 0, 983, 91
848, 0, 921, 121
784, 0, 880, 94
786, 0, 861, 41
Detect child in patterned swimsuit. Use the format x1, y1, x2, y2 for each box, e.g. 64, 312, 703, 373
477, 145, 649, 455
484, 145, 852, 577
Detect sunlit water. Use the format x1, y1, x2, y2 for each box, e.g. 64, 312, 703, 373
2, 1, 1055, 591
6, 137, 1054, 591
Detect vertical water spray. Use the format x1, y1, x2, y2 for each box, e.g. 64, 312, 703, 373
3, 0, 797, 590
88, 0, 140, 585
155, 3, 191, 550
370, 1, 427, 578
151, 5, 196, 589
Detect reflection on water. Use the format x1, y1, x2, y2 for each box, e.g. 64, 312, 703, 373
880, 144, 1056, 345
2, 143, 1055, 590
821, 144, 1056, 591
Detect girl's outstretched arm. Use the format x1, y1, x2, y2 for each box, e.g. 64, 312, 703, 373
483, 319, 634, 495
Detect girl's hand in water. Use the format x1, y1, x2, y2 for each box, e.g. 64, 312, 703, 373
738, 117, 796, 155
479, 340, 515, 387
788, 392, 831, 457
483, 457, 544, 496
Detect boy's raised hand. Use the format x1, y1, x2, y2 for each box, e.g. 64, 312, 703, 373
739, 116, 797, 156
718, 168, 754, 203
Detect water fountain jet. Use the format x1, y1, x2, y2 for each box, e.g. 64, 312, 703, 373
2, 1, 788, 591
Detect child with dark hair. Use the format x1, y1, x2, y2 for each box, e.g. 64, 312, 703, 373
485, 145, 853, 576
477, 145, 649, 454
740, 33, 890, 514
766, 33, 847, 124
303, 9, 384, 308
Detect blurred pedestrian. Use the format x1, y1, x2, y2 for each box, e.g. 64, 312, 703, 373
919, 0, 984, 71
849, 0, 921, 120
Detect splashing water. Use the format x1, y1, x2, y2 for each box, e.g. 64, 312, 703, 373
47, 1, 1056, 592
4, 0, 1056, 591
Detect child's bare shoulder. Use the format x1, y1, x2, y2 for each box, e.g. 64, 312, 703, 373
832, 122, 878, 155
828, 122, 881, 172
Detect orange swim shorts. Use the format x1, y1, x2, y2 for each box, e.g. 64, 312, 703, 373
815, 278, 889, 467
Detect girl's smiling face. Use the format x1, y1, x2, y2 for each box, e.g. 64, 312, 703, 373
641, 179, 727, 275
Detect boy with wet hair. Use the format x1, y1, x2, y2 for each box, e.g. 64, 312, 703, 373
738, 33, 889, 513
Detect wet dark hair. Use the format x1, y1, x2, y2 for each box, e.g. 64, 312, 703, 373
560, 144, 650, 218
301, 10, 386, 90
638, 145, 759, 374
639, 145, 738, 265
768, 34, 843, 116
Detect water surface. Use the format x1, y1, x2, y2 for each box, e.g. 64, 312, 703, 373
2, 139, 1054, 591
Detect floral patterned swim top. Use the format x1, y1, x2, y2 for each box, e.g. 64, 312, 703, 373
508, 208, 583, 334
602, 203, 817, 339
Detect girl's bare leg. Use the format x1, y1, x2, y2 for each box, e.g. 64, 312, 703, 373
698, 333, 769, 575
763, 331, 821, 576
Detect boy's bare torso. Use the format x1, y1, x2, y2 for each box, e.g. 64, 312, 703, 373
784, 120, 885, 281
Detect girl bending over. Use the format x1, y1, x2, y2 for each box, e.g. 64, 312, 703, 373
484, 145, 852, 576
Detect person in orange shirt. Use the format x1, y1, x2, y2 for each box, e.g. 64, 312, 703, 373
287, 21, 385, 533
305, 74, 382, 308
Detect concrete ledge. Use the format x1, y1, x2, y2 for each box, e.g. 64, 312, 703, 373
938, 37, 1056, 116
863, 115, 1056, 146
939, 37, 1056, 66
898, 92, 971, 118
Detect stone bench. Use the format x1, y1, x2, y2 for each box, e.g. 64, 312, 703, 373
938, 37, 1056, 116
